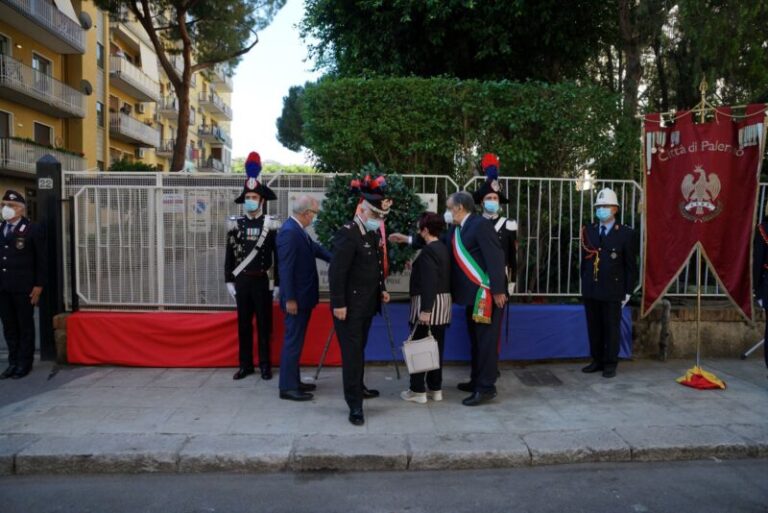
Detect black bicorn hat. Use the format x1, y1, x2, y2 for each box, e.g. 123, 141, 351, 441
234, 151, 276, 203
350, 175, 391, 215
472, 153, 508, 204
2, 190, 26, 205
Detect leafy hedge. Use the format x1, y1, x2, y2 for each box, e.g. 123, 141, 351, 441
291, 78, 635, 181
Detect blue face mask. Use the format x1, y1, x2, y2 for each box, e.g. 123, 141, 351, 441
483, 200, 500, 214
244, 199, 260, 212
595, 207, 613, 221
364, 218, 381, 232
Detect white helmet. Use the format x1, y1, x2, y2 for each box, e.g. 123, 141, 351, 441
595, 188, 619, 207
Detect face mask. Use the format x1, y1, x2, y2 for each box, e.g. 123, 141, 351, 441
595, 207, 613, 222
443, 210, 454, 225
244, 199, 260, 212
483, 200, 500, 214
364, 218, 381, 232
310, 216, 318, 229
1, 206, 15, 221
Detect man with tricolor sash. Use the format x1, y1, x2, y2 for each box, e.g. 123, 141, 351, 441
444, 191, 507, 406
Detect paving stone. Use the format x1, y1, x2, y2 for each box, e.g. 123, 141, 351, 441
408, 433, 530, 470
291, 434, 408, 471
615, 424, 755, 461
726, 424, 768, 457
179, 434, 293, 472
522, 428, 631, 465
0, 435, 40, 475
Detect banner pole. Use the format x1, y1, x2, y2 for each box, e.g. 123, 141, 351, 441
696, 246, 702, 368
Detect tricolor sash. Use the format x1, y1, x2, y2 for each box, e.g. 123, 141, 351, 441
452, 228, 492, 324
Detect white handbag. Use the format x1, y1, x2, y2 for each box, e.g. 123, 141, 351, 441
402, 325, 440, 374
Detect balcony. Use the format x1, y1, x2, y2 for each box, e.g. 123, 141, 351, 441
198, 91, 232, 120
156, 95, 179, 119
109, 57, 160, 102
197, 156, 224, 173
156, 139, 175, 158
0, 0, 85, 54
110, 112, 160, 147
0, 138, 86, 177
197, 125, 231, 147
210, 64, 233, 92
0, 54, 85, 118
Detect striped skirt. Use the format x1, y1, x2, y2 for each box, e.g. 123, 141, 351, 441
409, 293, 452, 326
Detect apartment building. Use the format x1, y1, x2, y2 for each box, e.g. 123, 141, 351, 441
0, 0, 235, 211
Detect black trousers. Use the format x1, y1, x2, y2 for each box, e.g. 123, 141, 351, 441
0, 291, 35, 370
334, 312, 374, 411
465, 304, 502, 394
763, 307, 768, 368
408, 323, 446, 393
584, 297, 621, 370
235, 274, 272, 370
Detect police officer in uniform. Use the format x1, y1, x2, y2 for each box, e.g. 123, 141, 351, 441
225, 152, 280, 380
580, 188, 638, 378
0, 190, 45, 379
751, 212, 768, 369
328, 176, 391, 426
473, 153, 517, 296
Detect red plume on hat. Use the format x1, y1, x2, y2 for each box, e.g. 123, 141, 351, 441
481, 153, 500, 180
245, 151, 262, 179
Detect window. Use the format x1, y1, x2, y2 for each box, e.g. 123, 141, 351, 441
96, 43, 104, 69
0, 34, 9, 56
96, 102, 104, 127
97, 160, 104, 171
0, 111, 10, 138
32, 53, 51, 75
33, 122, 52, 147
190, 107, 196, 124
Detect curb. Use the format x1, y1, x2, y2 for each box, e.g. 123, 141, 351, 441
1, 423, 767, 475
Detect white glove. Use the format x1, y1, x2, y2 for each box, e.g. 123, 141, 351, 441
507, 282, 516, 295
273, 286, 280, 300
226, 283, 236, 298
758, 299, 763, 308
621, 294, 631, 308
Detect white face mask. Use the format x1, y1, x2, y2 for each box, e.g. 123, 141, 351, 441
443, 209, 454, 225
1, 206, 15, 221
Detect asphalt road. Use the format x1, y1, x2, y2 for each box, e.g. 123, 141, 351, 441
0, 459, 766, 513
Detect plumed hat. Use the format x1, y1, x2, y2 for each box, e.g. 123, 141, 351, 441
472, 153, 508, 204
350, 175, 391, 215
234, 151, 276, 203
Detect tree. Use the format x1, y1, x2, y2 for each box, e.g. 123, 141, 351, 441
276, 84, 306, 151
96, 0, 285, 171
300, 0, 614, 82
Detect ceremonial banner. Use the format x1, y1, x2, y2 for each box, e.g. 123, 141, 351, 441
642, 105, 767, 319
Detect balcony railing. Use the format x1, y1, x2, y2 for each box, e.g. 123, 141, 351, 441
0, 0, 86, 54
156, 95, 179, 118
110, 112, 160, 147
0, 138, 86, 175
197, 156, 224, 173
198, 91, 232, 120
109, 57, 160, 102
197, 125, 231, 146
0, 54, 85, 118
210, 64, 233, 92
156, 139, 175, 157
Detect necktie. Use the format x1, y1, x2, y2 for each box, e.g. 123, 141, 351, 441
599, 225, 606, 244
4, 224, 11, 238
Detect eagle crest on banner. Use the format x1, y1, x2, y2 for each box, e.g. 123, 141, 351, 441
679, 165, 722, 222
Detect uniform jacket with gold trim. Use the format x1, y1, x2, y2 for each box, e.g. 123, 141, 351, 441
224, 214, 280, 284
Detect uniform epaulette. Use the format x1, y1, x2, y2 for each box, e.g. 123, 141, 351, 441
265, 215, 282, 231
506, 220, 518, 231
227, 215, 242, 231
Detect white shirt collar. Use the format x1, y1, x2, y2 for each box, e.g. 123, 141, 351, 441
290, 215, 305, 229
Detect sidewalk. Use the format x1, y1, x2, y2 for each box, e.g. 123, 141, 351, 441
0, 358, 766, 474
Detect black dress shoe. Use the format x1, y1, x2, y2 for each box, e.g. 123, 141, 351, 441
10, 367, 31, 380
602, 368, 617, 378
280, 390, 314, 401
581, 362, 603, 373
362, 387, 379, 399
298, 382, 317, 392
457, 381, 474, 392
260, 368, 273, 380
462, 391, 497, 406
348, 408, 364, 426
0, 366, 16, 380
233, 368, 255, 380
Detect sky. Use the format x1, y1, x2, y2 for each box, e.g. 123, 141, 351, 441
230, 0, 320, 165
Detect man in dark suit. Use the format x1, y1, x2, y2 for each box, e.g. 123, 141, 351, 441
580, 187, 638, 378
752, 213, 768, 369
328, 176, 391, 426
277, 195, 332, 401
445, 191, 507, 406
0, 190, 45, 379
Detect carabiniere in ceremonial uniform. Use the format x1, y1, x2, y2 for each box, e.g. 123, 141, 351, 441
0, 190, 45, 380
225, 152, 280, 381
580, 187, 638, 378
